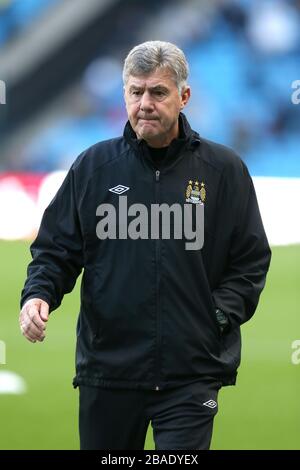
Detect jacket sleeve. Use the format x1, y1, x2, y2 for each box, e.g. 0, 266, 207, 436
212, 164, 271, 329
20, 167, 83, 312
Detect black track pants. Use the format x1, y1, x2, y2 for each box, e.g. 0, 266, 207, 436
79, 378, 221, 450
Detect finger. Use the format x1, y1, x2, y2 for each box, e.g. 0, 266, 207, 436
22, 316, 45, 339
22, 327, 45, 343
40, 302, 49, 322
20, 322, 41, 342
21, 314, 46, 341
26, 305, 47, 330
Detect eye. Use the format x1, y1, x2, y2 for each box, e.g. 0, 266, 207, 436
153, 90, 167, 99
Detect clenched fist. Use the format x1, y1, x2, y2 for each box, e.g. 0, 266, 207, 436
19, 298, 49, 343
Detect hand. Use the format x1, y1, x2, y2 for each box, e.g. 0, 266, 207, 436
19, 298, 49, 343
215, 308, 229, 335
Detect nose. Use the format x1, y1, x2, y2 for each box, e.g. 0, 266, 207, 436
140, 91, 154, 112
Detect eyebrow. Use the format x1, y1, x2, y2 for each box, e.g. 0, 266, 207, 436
129, 84, 169, 92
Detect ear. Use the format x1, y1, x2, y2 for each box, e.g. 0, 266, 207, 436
180, 86, 191, 109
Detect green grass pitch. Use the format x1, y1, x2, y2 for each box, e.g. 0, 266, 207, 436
0, 241, 299, 449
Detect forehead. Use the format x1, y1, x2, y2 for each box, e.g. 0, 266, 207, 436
126, 68, 176, 89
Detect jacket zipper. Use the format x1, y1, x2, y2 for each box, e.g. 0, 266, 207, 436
154, 169, 161, 391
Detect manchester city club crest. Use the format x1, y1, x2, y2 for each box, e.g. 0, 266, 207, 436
185, 180, 206, 204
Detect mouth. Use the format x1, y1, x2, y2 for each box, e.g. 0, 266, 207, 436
138, 117, 158, 121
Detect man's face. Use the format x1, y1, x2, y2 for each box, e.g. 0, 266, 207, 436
124, 67, 190, 148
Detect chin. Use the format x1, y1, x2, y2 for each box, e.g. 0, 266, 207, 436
138, 128, 156, 139
140, 131, 158, 139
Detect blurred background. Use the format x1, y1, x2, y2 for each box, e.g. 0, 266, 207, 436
0, 0, 299, 449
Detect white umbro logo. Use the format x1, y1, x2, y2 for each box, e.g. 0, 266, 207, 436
203, 400, 217, 409
109, 185, 130, 195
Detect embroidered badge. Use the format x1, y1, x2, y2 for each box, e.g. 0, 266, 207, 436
185, 180, 206, 204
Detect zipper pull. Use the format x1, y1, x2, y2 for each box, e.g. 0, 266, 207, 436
155, 170, 160, 182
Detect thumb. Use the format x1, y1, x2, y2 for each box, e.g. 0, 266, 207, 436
39, 301, 49, 322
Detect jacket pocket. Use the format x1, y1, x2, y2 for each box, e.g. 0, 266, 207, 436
206, 290, 222, 341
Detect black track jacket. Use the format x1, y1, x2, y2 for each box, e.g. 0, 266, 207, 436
21, 113, 271, 390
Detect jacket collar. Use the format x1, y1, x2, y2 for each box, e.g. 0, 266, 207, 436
123, 112, 201, 168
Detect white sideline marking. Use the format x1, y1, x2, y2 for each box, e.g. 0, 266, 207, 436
0, 371, 27, 394
253, 177, 300, 246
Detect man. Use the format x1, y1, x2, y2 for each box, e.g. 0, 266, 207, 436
19, 41, 271, 450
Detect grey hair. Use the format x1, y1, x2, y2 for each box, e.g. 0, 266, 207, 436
123, 40, 189, 92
